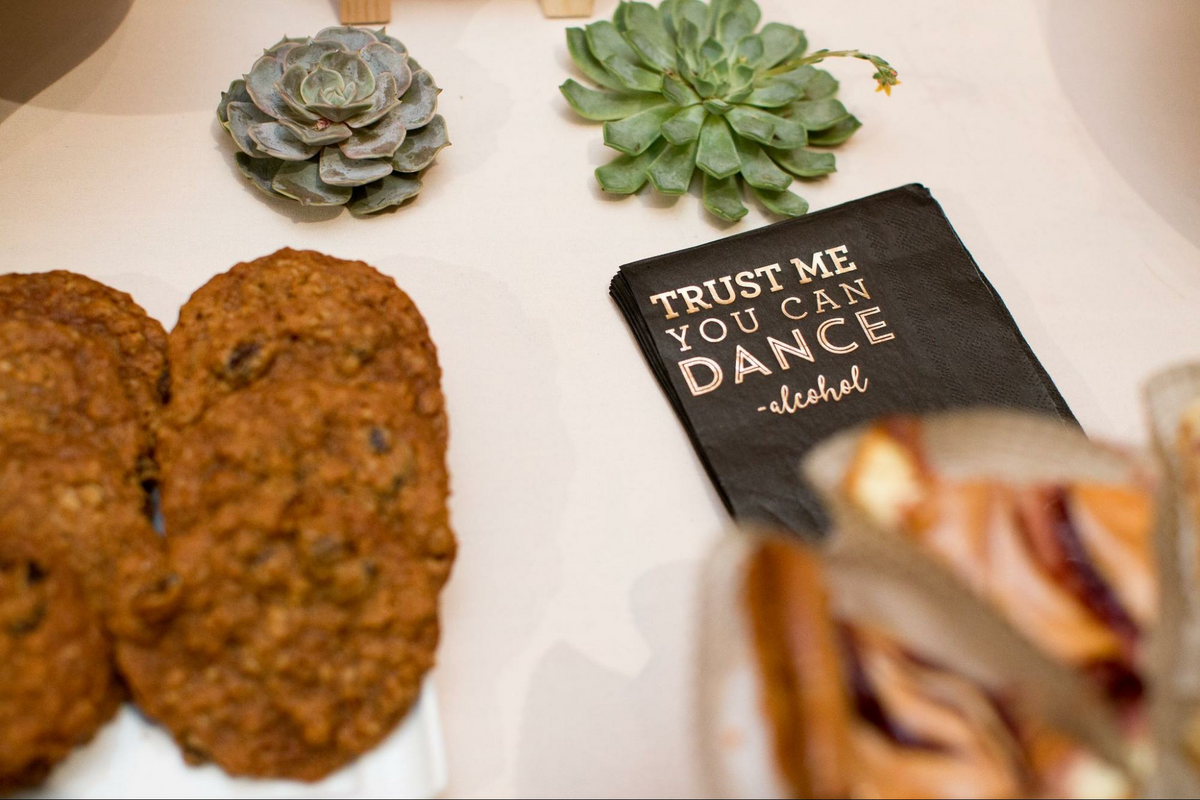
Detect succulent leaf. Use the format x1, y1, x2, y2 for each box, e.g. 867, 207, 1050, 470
340, 105, 408, 159
769, 146, 835, 177
391, 115, 450, 172
696, 114, 740, 178
595, 138, 668, 194
618, 2, 676, 71
277, 117, 353, 146
559, 0, 894, 220
765, 112, 807, 148
661, 104, 707, 144
319, 147, 393, 186
300, 66, 346, 106
314, 26, 379, 50
226, 102, 273, 157
702, 172, 748, 221
661, 74, 701, 107
235, 151, 284, 196
271, 159, 352, 205
602, 105, 676, 155
561, 80, 666, 121
218, 79, 251, 124
373, 29, 407, 55
647, 139, 698, 194
566, 27, 631, 93
734, 136, 791, 191
807, 115, 861, 146
803, 68, 838, 99
218, 25, 447, 215
602, 55, 664, 93
319, 50, 377, 102
360, 41, 413, 96
248, 122, 322, 161
349, 173, 422, 214
345, 72, 401, 127
758, 22, 805, 68
789, 97, 850, 129
745, 75, 806, 107
751, 185, 808, 216
247, 55, 315, 123
395, 70, 440, 129
284, 40, 347, 72
725, 104, 775, 144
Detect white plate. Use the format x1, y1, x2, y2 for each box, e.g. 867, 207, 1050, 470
24, 677, 446, 799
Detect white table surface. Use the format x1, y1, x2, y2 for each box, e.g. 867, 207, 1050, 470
2, 0, 1199, 796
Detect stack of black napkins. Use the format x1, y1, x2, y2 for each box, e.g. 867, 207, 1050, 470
611, 184, 1074, 533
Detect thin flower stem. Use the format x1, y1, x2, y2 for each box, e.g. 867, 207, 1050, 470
764, 49, 900, 93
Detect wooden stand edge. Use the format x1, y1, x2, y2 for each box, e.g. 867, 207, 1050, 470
541, 0, 595, 18
340, 0, 391, 25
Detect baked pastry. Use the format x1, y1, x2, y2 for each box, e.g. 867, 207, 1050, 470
743, 537, 1126, 798
0, 435, 179, 640
166, 248, 443, 438
123, 251, 455, 781
840, 420, 1155, 716
118, 468, 444, 780
0, 319, 145, 480
157, 379, 454, 584
0, 271, 167, 480
0, 537, 122, 794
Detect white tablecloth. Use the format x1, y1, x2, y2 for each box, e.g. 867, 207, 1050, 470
2, 1, 1199, 796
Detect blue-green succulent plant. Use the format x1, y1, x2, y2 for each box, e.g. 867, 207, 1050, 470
560, 0, 898, 222
218, 26, 450, 215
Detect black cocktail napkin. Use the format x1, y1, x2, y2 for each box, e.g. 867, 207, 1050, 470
611, 184, 1073, 533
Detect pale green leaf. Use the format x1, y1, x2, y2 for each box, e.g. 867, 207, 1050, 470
726, 105, 776, 145
602, 55, 664, 93
745, 76, 806, 107
759, 23, 805, 68
595, 138, 668, 193
769, 147, 836, 177
752, 185, 809, 216
788, 98, 850, 130
696, 114, 740, 179
566, 27, 628, 92
703, 173, 748, 221
734, 136, 791, 191
561, 79, 666, 121
804, 69, 839, 100
234, 152, 283, 197
619, 2, 676, 71
648, 139, 699, 194
807, 115, 862, 146
319, 147, 393, 186
716, 0, 760, 50
391, 115, 450, 172
603, 104, 676, 155
350, 173, 422, 214
271, 159, 353, 206
662, 105, 707, 144
662, 74, 701, 107
395, 70, 440, 129
248, 122, 321, 161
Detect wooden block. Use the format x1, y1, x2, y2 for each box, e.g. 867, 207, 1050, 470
340, 0, 391, 25
540, 0, 595, 18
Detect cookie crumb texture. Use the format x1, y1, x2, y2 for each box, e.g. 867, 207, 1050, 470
0, 271, 168, 447
0, 541, 122, 794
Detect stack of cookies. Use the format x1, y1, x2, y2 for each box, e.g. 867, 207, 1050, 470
117, 249, 456, 780
0, 274, 178, 790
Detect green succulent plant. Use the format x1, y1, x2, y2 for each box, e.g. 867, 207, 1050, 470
217, 26, 450, 215
559, 0, 898, 222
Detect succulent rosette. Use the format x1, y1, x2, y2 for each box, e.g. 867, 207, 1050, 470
560, 0, 897, 222
217, 26, 450, 215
